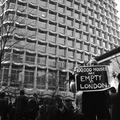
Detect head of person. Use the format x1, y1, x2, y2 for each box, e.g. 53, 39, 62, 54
110, 87, 116, 94
20, 89, 25, 96
0, 92, 6, 98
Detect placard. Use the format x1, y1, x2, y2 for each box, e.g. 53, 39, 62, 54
76, 65, 110, 92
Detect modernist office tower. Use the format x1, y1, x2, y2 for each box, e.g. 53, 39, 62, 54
0, 0, 120, 92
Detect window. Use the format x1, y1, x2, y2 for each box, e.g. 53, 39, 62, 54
76, 52, 82, 60
81, 6, 87, 13
27, 28, 36, 39
75, 30, 81, 39
84, 53, 90, 61
67, 28, 74, 37
67, 17, 73, 26
58, 14, 65, 24
82, 24, 88, 32
48, 45, 56, 55
88, 9, 93, 16
87, 1, 91, 8
82, 15, 87, 22
48, 33, 57, 43
4, 51, 11, 61
94, 12, 99, 19
90, 36, 96, 44
103, 41, 107, 48
38, 19, 47, 29
68, 61, 75, 70
75, 20, 81, 29
97, 38, 102, 46
9, 2, 15, 9
58, 35, 66, 45
100, 15, 103, 21
25, 54, 35, 64
68, 38, 74, 48
38, 42, 46, 53
108, 35, 112, 42
68, 49, 74, 58
48, 70, 57, 89
39, 8, 47, 18
58, 24, 65, 34
37, 30, 47, 41
40, 0, 48, 7
66, 0, 73, 7
59, 47, 66, 57
97, 48, 102, 55
49, 22, 57, 32
58, 59, 66, 69
84, 43, 89, 52
108, 43, 113, 50
89, 27, 94, 34
37, 69, 46, 89
74, 11, 80, 19
11, 68, 21, 85
83, 33, 89, 41
74, 2, 79, 10
16, 15, 26, 24
49, 11, 56, 21
17, 4, 27, 12
66, 8, 73, 17
76, 41, 82, 50
24, 69, 34, 88
59, 0, 65, 4
49, 1, 56, 10
25, 41, 36, 51
95, 20, 99, 27
2, 67, 9, 86
37, 55, 46, 66
12, 52, 23, 63
59, 72, 67, 91
96, 29, 101, 36
89, 18, 94, 25
58, 5, 65, 14
91, 46, 96, 54
48, 58, 57, 68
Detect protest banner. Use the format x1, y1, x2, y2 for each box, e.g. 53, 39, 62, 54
76, 65, 111, 92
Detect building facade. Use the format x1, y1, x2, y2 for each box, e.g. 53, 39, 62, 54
0, 0, 120, 93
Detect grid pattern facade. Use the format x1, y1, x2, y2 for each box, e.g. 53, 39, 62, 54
0, 0, 120, 91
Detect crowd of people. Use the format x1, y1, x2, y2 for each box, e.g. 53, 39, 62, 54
0, 89, 85, 120
0, 73, 120, 120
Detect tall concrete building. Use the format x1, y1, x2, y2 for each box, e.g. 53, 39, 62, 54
0, 0, 120, 94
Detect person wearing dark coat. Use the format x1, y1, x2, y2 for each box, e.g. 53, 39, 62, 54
110, 73, 120, 120
0, 92, 9, 120
14, 89, 28, 120
28, 93, 39, 120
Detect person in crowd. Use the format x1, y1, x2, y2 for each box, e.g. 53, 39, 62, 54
8, 96, 15, 120
110, 73, 120, 120
28, 93, 39, 120
82, 59, 111, 120
14, 89, 28, 120
0, 92, 9, 120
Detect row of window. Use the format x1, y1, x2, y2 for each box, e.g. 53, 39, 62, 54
25, 0, 117, 15
9, 0, 119, 24
4, 41, 117, 67
14, 25, 120, 45
0, 66, 67, 90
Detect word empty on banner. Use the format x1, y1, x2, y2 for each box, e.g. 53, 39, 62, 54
76, 65, 110, 92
